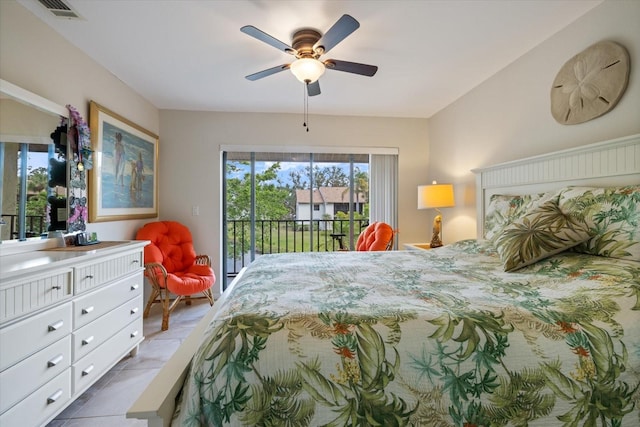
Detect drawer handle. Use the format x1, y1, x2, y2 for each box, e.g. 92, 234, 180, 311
132, 259, 140, 264
130, 330, 139, 338
47, 354, 64, 367
48, 320, 64, 332
85, 275, 94, 279
47, 389, 64, 404
81, 306, 94, 315
82, 336, 94, 346
130, 284, 139, 291
130, 307, 139, 315
52, 285, 62, 290
82, 364, 94, 376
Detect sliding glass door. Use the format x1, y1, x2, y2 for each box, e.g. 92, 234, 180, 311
222, 147, 397, 288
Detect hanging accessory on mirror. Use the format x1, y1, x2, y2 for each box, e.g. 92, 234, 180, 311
68, 195, 88, 232
46, 119, 69, 232
66, 105, 91, 232
67, 104, 93, 171
50, 122, 68, 156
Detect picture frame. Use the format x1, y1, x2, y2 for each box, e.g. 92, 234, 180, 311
89, 101, 158, 222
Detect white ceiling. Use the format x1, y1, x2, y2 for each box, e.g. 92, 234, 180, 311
17, 0, 602, 118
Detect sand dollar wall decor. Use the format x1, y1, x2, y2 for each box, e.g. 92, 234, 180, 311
551, 40, 629, 125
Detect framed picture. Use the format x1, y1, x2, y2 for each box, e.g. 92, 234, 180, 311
89, 101, 158, 222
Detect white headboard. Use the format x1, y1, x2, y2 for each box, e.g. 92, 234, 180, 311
472, 134, 640, 238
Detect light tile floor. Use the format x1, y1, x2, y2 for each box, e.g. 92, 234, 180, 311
47, 298, 213, 426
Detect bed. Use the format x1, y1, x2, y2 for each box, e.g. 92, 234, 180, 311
128, 134, 640, 426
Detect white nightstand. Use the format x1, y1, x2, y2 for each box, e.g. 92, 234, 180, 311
404, 243, 432, 251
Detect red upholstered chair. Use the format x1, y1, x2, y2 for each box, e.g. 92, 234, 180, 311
136, 221, 215, 331
355, 222, 395, 251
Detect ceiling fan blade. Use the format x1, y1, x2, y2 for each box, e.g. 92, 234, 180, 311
241, 25, 296, 55
245, 64, 290, 81
307, 81, 321, 97
313, 14, 359, 55
325, 60, 378, 77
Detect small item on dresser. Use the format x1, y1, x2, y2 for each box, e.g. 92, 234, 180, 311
64, 234, 77, 246
47, 230, 66, 248
75, 232, 100, 246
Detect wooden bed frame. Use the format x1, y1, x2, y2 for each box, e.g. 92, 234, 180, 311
127, 133, 640, 426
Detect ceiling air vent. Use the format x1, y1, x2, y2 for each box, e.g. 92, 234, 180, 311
37, 0, 81, 19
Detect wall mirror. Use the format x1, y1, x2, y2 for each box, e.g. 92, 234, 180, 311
0, 79, 69, 242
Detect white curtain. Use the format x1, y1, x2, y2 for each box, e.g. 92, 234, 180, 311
369, 154, 398, 246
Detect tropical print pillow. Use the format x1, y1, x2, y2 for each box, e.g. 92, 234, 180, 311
483, 192, 554, 241
558, 185, 640, 261
494, 198, 591, 271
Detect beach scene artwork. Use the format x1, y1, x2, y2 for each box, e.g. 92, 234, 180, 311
100, 121, 154, 209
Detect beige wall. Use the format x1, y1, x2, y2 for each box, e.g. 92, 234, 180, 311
159, 110, 428, 291
428, 0, 640, 242
0, 0, 160, 241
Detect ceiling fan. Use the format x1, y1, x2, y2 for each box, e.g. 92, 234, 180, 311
241, 14, 378, 97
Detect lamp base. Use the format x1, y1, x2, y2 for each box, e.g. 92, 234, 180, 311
430, 212, 443, 248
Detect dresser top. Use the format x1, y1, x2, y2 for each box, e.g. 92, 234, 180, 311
0, 240, 148, 282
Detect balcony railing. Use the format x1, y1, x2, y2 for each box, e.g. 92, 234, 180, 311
226, 218, 368, 277
1, 214, 47, 240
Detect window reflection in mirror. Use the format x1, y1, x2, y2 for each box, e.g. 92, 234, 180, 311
1, 91, 68, 241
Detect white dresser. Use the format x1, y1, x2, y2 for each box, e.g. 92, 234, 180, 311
0, 240, 147, 427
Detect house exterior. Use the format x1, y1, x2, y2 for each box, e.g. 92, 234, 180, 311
295, 187, 366, 222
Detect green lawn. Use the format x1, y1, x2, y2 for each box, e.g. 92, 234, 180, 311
259, 227, 352, 253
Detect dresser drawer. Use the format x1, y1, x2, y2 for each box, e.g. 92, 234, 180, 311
0, 268, 72, 323
72, 295, 143, 361
73, 272, 143, 329
0, 335, 71, 413
74, 250, 143, 294
0, 302, 72, 371
0, 369, 71, 427
72, 316, 143, 395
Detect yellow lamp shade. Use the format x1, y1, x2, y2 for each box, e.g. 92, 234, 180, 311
417, 183, 455, 209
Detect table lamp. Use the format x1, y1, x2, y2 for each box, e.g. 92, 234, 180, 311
418, 181, 455, 248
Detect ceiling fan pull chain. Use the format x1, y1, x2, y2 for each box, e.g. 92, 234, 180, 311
303, 82, 309, 132
306, 85, 310, 132
302, 82, 307, 128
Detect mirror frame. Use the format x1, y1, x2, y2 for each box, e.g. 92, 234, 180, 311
0, 79, 69, 246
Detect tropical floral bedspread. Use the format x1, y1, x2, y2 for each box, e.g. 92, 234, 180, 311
173, 240, 640, 426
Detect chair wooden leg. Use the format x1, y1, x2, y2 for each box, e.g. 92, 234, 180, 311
162, 295, 186, 331
160, 287, 173, 331
204, 288, 214, 306
143, 287, 160, 318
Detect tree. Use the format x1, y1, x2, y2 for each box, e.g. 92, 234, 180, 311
288, 165, 349, 190
337, 167, 369, 216
26, 190, 47, 217
226, 162, 291, 257
27, 166, 48, 195
226, 162, 290, 220
23, 168, 49, 232
353, 167, 369, 202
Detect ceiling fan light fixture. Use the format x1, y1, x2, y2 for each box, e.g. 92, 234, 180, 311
290, 58, 325, 83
